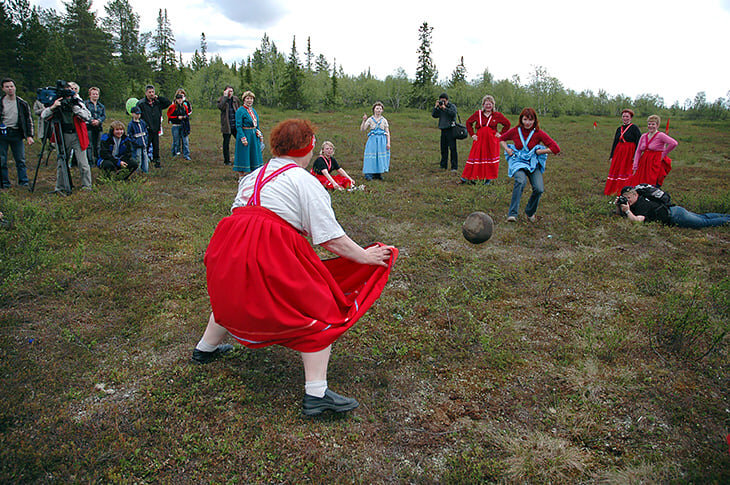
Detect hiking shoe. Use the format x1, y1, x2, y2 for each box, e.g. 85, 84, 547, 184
302, 389, 359, 417
191, 344, 233, 364
527, 214, 538, 223
506, 216, 517, 222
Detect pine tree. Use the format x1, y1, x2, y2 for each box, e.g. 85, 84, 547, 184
0, 1, 22, 85
449, 56, 466, 88
412, 22, 437, 108
305, 36, 313, 71
150, 9, 179, 94
200, 32, 208, 67
102, 0, 143, 61
63, 0, 113, 90
281, 36, 304, 109
314, 54, 330, 74
250, 33, 285, 106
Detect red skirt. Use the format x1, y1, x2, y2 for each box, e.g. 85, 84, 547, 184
205, 206, 398, 352
313, 173, 354, 190
461, 126, 500, 181
628, 149, 672, 187
604, 141, 636, 195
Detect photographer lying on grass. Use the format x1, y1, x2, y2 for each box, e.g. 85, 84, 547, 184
617, 185, 730, 229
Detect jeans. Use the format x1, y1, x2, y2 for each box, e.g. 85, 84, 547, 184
133, 146, 149, 173
440, 128, 458, 169
0, 130, 29, 187
171, 125, 190, 159
57, 132, 92, 191
509, 169, 544, 217
669, 206, 730, 229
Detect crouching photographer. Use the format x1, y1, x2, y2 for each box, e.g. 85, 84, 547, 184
617, 185, 730, 229
40, 80, 92, 193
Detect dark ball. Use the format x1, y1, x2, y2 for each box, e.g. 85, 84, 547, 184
462, 212, 494, 244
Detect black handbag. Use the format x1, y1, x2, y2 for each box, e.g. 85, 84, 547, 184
452, 115, 468, 140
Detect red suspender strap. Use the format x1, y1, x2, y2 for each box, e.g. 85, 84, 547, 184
619, 123, 633, 143
247, 163, 299, 206
323, 155, 332, 172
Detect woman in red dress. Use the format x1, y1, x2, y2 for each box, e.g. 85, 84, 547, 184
604, 109, 641, 195
629, 114, 677, 187
460, 95, 511, 184
193, 119, 398, 417
311, 141, 355, 190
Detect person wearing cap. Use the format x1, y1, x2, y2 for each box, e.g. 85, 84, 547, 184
431, 92, 458, 171
167, 89, 192, 161
127, 106, 149, 173
193, 118, 398, 417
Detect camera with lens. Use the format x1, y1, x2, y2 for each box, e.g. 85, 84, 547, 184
36, 80, 77, 108
616, 195, 628, 206
438, 100, 445, 106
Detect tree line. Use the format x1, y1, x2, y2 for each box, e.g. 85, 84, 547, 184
2, 1, 728, 121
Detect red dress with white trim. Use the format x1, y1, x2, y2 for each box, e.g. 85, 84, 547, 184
205, 160, 397, 352
461, 110, 511, 181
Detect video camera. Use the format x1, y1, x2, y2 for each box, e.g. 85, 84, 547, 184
36, 80, 78, 108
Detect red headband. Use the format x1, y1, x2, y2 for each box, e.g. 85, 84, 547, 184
284, 134, 316, 157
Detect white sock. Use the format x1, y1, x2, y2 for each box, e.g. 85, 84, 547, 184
305, 380, 327, 398
196, 338, 218, 352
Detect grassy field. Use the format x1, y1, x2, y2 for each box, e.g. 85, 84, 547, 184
1, 107, 728, 483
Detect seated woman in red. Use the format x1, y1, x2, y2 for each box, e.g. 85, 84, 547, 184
193, 119, 398, 417
629, 114, 677, 187
311, 141, 355, 190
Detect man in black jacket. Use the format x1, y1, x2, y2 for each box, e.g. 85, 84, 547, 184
0, 78, 34, 188
431, 92, 458, 171
136, 85, 171, 169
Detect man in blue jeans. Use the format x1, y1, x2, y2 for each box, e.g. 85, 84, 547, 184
618, 186, 730, 229
0, 78, 34, 189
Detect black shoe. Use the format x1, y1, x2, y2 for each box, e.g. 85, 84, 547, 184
191, 344, 233, 364
154, 160, 161, 168
224, 161, 232, 165
302, 389, 359, 416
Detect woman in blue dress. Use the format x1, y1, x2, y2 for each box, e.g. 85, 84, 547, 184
360, 101, 391, 181
234, 90, 264, 176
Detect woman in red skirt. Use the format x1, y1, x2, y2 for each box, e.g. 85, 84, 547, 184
193, 119, 397, 417
460, 95, 511, 184
629, 114, 677, 187
311, 141, 355, 190
604, 109, 641, 195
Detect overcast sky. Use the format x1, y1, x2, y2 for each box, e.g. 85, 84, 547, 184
34, 0, 730, 106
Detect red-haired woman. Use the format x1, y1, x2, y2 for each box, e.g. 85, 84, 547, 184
460, 95, 510, 184
193, 119, 398, 417
499, 108, 560, 222
628, 114, 677, 187
604, 109, 641, 195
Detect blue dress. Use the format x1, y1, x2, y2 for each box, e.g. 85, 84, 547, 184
362, 117, 390, 175
234, 106, 263, 172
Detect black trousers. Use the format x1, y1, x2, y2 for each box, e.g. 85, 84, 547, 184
440, 128, 458, 169
100, 158, 138, 179
147, 128, 160, 161
222, 128, 236, 164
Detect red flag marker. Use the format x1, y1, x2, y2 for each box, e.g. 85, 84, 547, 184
593, 121, 597, 129
665, 117, 670, 133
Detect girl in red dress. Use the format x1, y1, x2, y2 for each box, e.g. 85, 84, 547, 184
311, 141, 355, 190
461, 95, 511, 184
604, 109, 641, 195
193, 119, 397, 417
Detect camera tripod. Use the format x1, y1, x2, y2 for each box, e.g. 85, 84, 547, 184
30, 115, 73, 195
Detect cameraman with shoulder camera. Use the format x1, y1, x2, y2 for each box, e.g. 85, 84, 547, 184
40, 80, 93, 193
0, 78, 34, 189
617, 185, 730, 229
431, 92, 458, 171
